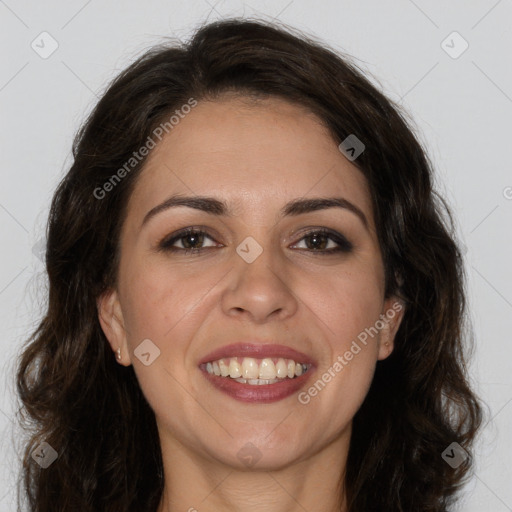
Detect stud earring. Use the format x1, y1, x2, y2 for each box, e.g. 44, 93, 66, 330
116, 348, 121, 360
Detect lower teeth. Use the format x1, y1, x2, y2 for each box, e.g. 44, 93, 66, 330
234, 378, 281, 385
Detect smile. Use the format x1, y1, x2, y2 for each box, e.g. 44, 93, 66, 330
203, 356, 311, 384
199, 343, 316, 403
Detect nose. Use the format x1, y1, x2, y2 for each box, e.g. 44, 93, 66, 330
220, 245, 299, 324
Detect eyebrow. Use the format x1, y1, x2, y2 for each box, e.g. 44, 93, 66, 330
141, 194, 369, 230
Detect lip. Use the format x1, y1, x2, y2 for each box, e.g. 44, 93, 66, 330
201, 370, 314, 403
198, 343, 316, 404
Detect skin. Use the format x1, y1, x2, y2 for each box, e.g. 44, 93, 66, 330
98, 95, 404, 512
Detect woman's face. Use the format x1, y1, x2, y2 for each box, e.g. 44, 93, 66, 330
99, 95, 403, 470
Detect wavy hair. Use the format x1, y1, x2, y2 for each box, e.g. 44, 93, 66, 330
16, 17, 482, 512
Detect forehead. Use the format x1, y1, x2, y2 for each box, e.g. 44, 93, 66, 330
125, 96, 373, 226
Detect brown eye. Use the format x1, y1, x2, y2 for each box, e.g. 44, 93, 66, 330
159, 228, 219, 253
292, 229, 353, 253
177, 231, 206, 249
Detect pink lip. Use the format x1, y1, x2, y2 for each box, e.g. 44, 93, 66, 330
199, 343, 316, 366
198, 343, 316, 404
201, 371, 314, 403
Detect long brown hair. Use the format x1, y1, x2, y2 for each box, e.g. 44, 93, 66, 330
16, 18, 482, 512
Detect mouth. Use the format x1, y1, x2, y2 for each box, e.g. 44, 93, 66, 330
198, 343, 316, 403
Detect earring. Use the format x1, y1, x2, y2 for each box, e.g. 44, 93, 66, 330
116, 348, 121, 360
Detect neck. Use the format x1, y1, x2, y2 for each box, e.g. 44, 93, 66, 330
156, 432, 350, 512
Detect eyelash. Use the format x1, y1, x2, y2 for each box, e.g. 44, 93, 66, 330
158, 227, 353, 255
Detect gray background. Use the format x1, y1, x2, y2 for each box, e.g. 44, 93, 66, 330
1, 1, 511, 510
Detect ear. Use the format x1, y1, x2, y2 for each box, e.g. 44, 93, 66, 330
97, 288, 132, 366
377, 296, 405, 361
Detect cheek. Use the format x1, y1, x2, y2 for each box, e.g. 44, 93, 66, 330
118, 264, 212, 425
118, 258, 227, 405
296, 267, 383, 417
305, 266, 384, 352
120, 258, 215, 343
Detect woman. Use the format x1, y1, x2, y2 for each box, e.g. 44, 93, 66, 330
16, 18, 482, 512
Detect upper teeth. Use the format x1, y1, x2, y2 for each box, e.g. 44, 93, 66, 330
205, 357, 309, 380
